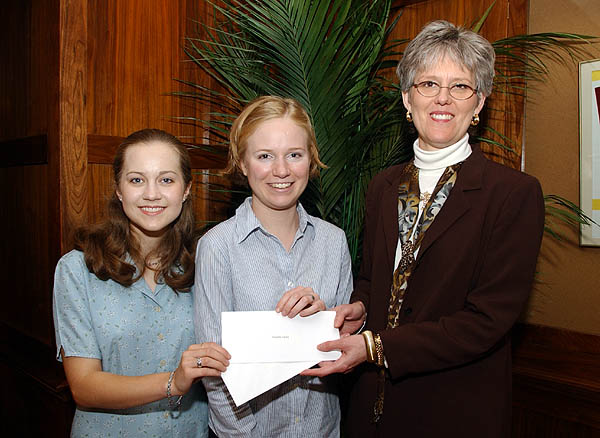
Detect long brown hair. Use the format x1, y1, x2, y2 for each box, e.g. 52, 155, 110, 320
74, 129, 196, 292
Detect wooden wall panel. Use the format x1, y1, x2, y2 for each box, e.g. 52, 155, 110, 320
0, 0, 61, 346
60, 0, 88, 250
87, 0, 210, 141
390, 0, 528, 168
512, 324, 600, 437
0, 1, 30, 140
0, 165, 52, 343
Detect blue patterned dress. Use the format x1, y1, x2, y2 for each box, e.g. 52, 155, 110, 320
53, 250, 208, 438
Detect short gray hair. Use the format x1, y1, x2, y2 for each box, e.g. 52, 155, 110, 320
396, 20, 495, 97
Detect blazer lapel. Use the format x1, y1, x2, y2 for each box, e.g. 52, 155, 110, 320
416, 147, 485, 263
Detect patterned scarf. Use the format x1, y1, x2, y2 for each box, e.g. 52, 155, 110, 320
373, 159, 462, 423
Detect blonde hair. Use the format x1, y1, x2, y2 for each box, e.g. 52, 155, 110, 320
227, 96, 325, 177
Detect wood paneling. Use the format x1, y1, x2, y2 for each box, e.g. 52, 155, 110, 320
0, 1, 30, 140
87, 134, 227, 168
0, 165, 52, 343
389, 0, 528, 169
59, 0, 88, 250
0, 0, 60, 346
512, 324, 600, 437
87, 0, 210, 141
0, 322, 73, 438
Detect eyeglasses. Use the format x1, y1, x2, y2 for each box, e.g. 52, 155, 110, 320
412, 81, 477, 100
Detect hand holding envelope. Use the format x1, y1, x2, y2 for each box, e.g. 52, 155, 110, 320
220, 311, 341, 406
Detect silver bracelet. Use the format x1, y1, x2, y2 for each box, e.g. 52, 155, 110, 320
166, 370, 183, 410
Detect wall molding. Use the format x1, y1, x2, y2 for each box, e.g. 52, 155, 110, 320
512, 323, 600, 433
87, 134, 227, 169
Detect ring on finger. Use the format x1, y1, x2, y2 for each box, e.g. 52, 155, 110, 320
196, 357, 203, 368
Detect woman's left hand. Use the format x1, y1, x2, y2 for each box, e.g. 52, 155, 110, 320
276, 286, 325, 318
171, 342, 231, 396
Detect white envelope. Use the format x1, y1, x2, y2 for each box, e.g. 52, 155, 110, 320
220, 311, 341, 406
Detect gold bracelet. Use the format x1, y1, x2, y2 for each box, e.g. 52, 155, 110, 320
362, 330, 376, 363
373, 333, 385, 367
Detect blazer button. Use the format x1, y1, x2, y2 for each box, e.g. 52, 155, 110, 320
404, 307, 413, 315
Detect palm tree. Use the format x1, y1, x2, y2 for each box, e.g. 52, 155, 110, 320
174, 0, 594, 268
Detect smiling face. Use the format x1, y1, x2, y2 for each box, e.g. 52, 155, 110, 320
240, 117, 310, 221
116, 141, 191, 251
402, 56, 486, 151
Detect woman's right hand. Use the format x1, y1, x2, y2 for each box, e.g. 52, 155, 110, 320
171, 342, 231, 396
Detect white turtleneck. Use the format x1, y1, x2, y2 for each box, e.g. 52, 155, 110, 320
393, 134, 472, 270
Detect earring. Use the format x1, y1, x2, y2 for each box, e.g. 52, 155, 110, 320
471, 114, 480, 126
406, 111, 413, 123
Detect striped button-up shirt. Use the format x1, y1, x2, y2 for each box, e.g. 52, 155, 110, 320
194, 197, 353, 437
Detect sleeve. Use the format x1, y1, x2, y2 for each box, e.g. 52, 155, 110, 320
350, 172, 386, 309
335, 231, 353, 307
52, 251, 101, 361
193, 233, 257, 438
381, 176, 545, 379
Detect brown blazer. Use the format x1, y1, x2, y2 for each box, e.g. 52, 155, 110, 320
346, 146, 545, 438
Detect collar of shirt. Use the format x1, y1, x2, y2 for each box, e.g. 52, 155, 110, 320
234, 196, 313, 245
121, 252, 172, 301
413, 133, 472, 171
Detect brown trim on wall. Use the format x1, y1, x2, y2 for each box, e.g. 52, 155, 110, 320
87, 134, 228, 169
512, 323, 600, 433
0, 135, 48, 167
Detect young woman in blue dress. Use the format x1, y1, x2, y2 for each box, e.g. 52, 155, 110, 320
53, 128, 230, 437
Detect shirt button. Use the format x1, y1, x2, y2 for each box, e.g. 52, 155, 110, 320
163, 412, 169, 419
160, 360, 166, 367
287, 281, 294, 288
295, 417, 300, 423
404, 307, 413, 315
158, 333, 165, 340
155, 306, 161, 312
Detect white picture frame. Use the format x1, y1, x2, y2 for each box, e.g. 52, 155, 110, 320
579, 59, 600, 246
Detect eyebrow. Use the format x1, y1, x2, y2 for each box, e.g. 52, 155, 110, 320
416, 75, 473, 84
253, 146, 308, 153
125, 170, 179, 176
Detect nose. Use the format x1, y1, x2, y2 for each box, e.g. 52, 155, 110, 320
272, 157, 290, 178
143, 181, 161, 200
435, 86, 452, 104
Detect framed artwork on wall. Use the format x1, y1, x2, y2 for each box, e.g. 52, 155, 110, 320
579, 58, 600, 246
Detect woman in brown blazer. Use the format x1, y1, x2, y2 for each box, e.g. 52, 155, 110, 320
303, 20, 545, 437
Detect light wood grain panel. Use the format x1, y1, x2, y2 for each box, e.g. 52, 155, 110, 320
87, 0, 210, 141
59, 0, 88, 250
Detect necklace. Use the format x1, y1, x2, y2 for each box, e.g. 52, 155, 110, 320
420, 191, 432, 203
